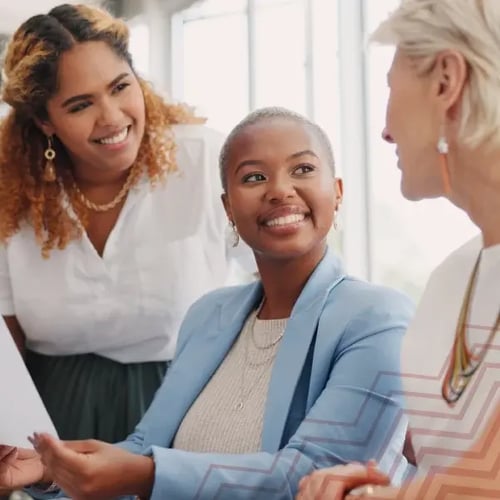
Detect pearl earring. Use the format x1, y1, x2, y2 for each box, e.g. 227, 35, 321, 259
437, 136, 449, 155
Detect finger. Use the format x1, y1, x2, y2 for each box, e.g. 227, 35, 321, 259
0, 447, 16, 461
366, 465, 391, 486
62, 439, 101, 454
34, 433, 79, 468
318, 476, 346, 500
322, 464, 387, 492
2, 448, 19, 466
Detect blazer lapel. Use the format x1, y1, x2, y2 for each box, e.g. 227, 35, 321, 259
261, 249, 345, 452
145, 282, 263, 447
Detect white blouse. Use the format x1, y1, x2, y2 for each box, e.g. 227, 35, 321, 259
401, 235, 500, 474
0, 124, 253, 363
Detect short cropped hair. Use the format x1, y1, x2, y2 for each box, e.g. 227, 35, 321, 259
219, 107, 336, 191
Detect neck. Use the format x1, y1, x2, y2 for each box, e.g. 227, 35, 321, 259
255, 243, 326, 319
449, 149, 500, 248
72, 163, 132, 188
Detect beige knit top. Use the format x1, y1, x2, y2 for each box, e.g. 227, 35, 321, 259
173, 308, 288, 454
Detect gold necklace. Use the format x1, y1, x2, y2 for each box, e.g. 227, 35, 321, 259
234, 307, 285, 411
442, 251, 500, 405
72, 167, 136, 213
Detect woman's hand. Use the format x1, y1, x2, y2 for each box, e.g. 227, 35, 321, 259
32, 433, 155, 500
0, 445, 45, 490
296, 461, 390, 500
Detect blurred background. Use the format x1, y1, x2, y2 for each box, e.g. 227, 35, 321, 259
0, 0, 477, 300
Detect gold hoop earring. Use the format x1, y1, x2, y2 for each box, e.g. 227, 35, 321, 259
43, 136, 57, 182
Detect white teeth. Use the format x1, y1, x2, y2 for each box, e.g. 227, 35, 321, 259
97, 127, 128, 145
265, 214, 305, 227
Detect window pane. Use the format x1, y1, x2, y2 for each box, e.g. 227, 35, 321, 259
129, 21, 150, 78
311, 0, 340, 164
366, 0, 477, 299
253, 0, 306, 113
182, 13, 249, 132
184, 0, 247, 18
311, 0, 342, 254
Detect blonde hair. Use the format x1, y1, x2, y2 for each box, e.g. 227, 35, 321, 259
0, 3, 201, 257
371, 0, 500, 149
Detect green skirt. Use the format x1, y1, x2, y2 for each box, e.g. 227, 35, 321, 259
26, 350, 169, 443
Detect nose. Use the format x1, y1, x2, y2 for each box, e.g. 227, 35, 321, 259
265, 174, 296, 203
96, 97, 123, 127
382, 127, 394, 144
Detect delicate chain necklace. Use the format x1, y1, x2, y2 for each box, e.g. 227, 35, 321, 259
234, 306, 286, 411
442, 251, 500, 405
72, 167, 136, 213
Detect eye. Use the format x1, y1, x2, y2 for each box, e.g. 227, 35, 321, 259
112, 82, 130, 94
242, 172, 267, 183
68, 101, 91, 113
293, 164, 315, 175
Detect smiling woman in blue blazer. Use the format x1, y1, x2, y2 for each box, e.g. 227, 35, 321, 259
1, 107, 414, 499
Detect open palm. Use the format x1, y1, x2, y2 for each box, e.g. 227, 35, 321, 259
0, 446, 44, 490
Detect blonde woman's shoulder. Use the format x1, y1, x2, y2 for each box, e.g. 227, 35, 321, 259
426, 234, 482, 286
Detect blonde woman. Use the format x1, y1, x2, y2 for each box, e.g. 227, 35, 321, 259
297, 0, 500, 498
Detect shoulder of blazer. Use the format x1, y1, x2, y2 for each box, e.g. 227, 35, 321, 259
175, 283, 259, 354
319, 276, 415, 347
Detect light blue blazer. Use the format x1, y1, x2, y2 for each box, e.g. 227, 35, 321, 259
113, 250, 415, 499
36, 249, 413, 500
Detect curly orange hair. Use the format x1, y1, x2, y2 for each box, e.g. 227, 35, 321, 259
0, 3, 202, 257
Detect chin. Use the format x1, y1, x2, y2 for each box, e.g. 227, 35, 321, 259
400, 176, 428, 202
255, 239, 325, 262
401, 178, 445, 202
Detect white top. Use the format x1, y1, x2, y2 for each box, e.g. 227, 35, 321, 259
402, 235, 500, 474
173, 310, 287, 454
0, 124, 253, 363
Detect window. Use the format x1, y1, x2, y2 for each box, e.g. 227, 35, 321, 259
174, 0, 318, 133
128, 18, 150, 78
181, 3, 249, 132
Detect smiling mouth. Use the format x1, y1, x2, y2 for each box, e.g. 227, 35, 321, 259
264, 213, 306, 227
93, 126, 130, 145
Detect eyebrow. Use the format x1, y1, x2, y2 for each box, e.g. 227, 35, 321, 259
234, 149, 319, 173
61, 72, 130, 108
287, 149, 319, 161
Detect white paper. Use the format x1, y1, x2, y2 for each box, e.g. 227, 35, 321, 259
0, 318, 58, 447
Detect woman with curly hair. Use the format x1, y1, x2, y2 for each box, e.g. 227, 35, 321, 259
0, 3, 240, 444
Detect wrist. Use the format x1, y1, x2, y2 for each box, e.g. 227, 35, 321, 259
40, 466, 53, 485
130, 455, 155, 500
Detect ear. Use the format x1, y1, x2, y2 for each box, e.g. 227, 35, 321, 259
33, 117, 55, 138
434, 50, 468, 119
221, 193, 233, 224
334, 177, 343, 211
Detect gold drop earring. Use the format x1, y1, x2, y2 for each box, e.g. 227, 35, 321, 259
43, 135, 57, 182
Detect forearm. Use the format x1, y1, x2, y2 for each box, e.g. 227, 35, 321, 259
148, 446, 315, 499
